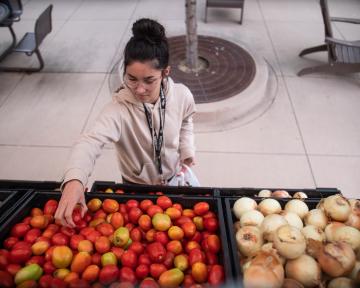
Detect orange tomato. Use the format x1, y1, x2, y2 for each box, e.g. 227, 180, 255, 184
82, 264, 100, 283
191, 262, 208, 283
158, 268, 184, 288
95, 236, 111, 254
70, 252, 91, 274
182, 209, 195, 219
102, 199, 119, 213
78, 240, 94, 253
52, 246, 73, 268
109, 212, 124, 229
181, 222, 196, 238
138, 214, 152, 231
156, 196, 173, 210
30, 215, 49, 229
165, 207, 182, 221
87, 198, 102, 212
167, 226, 184, 241
193, 202, 210, 216
166, 240, 183, 255
152, 213, 171, 232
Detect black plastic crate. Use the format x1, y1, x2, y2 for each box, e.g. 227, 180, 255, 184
0, 189, 32, 225
217, 186, 340, 199
0, 191, 234, 284
224, 197, 320, 282
90, 180, 218, 197
0, 179, 61, 191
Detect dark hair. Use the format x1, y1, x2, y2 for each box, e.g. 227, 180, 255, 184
123, 18, 169, 72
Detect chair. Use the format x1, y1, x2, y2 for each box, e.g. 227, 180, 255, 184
0, 4, 53, 73
205, 0, 245, 24
298, 0, 360, 76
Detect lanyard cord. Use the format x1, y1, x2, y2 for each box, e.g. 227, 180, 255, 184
143, 85, 166, 181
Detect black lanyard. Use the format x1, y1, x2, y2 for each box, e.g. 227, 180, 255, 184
143, 85, 166, 182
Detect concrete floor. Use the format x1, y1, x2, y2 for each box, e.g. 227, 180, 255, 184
0, 0, 359, 198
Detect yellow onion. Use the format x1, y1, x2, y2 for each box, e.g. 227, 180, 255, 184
323, 194, 351, 222
316, 199, 325, 211
233, 197, 257, 219
350, 261, 360, 282
258, 198, 281, 216
240, 210, 264, 227
261, 214, 288, 242
349, 199, 360, 216
282, 278, 305, 288
285, 254, 321, 288
317, 241, 356, 277
258, 189, 272, 197
236, 226, 263, 257
304, 209, 328, 230
273, 225, 306, 259
327, 277, 355, 288
281, 211, 303, 230
293, 192, 308, 199
243, 250, 284, 288
260, 243, 286, 265
301, 225, 326, 258
325, 222, 345, 242
333, 226, 360, 251
345, 213, 360, 230
271, 190, 291, 198
285, 199, 309, 220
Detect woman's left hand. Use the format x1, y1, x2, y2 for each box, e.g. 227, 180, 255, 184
182, 157, 195, 166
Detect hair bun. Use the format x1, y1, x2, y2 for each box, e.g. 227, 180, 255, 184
132, 18, 166, 44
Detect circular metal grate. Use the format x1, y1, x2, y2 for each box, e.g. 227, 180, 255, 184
168, 35, 256, 104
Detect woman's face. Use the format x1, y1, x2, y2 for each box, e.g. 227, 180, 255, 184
124, 61, 168, 104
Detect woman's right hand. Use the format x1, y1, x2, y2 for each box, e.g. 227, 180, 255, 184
54, 179, 87, 227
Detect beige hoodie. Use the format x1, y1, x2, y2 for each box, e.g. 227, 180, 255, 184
63, 78, 196, 186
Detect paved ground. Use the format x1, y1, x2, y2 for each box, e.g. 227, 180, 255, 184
0, 0, 359, 198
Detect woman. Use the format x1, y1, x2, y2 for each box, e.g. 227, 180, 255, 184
55, 18, 196, 227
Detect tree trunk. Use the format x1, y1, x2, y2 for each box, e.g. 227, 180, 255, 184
185, 0, 198, 71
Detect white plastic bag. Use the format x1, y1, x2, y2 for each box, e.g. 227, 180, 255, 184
168, 164, 200, 187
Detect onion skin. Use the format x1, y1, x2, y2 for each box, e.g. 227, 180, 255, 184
345, 213, 360, 230
234, 221, 241, 232
258, 198, 282, 216
333, 226, 360, 251
271, 190, 291, 198
325, 221, 345, 242
258, 189, 272, 197
301, 225, 326, 258
282, 278, 305, 288
233, 197, 257, 219
243, 251, 284, 288
261, 214, 288, 242
350, 261, 360, 282
236, 226, 263, 257
304, 209, 328, 230
281, 211, 303, 230
240, 210, 264, 227
327, 277, 355, 288
285, 254, 321, 288
293, 192, 308, 199
273, 225, 306, 260
349, 199, 360, 216
285, 200, 309, 220
317, 242, 356, 277
323, 194, 351, 222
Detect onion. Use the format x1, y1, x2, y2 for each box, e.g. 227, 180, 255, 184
317, 241, 356, 277
345, 213, 360, 230
325, 221, 346, 242
316, 198, 325, 211
236, 226, 263, 257
271, 190, 291, 198
349, 199, 360, 216
284, 199, 309, 220
350, 261, 360, 281
258, 189, 272, 197
258, 198, 281, 216
240, 210, 264, 227
333, 226, 360, 251
282, 279, 305, 288
281, 211, 303, 230
243, 250, 284, 288
233, 197, 257, 219
273, 225, 306, 259
302, 225, 326, 258
285, 254, 321, 288
293, 192, 308, 199
323, 194, 351, 222
260, 243, 286, 265
357, 249, 360, 261
233, 221, 241, 232
304, 209, 328, 230
261, 214, 288, 242
327, 277, 355, 288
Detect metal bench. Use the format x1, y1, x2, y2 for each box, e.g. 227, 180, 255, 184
205, 0, 245, 24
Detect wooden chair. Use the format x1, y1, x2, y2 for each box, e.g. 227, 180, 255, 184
205, 0, 245, 24
298, 0, 360, 76
0, 4, 53, 73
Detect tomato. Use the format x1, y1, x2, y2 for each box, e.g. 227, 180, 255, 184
166, 240, 183, 255
146, 205, 163, 217
175, 216, 192, 226
77, 239, 93, 253
188, 248, 206, 266
91, 253, 102, 266
99, 264, 119, 285
61, 227, 76, 237
165, 207, 182, 221
158, 268, 184, 288
52, 246, 73, 268
113, 227, 130, 247
168, 226, 184, 241
156, 196, 172, 210
119, 266, 137, 284
16, 279, 38, 288
6, 263, 21, 276
102, 199, 119, 213
183, 274, 195, 287
163, 251, 175, 269
146, 242, 166, 263
152, 213, 171, 232
24, 228, 41, 244
30, 215, 49, 229
110, 212, 124, 229
14, 263, 43, 285
174, 254, 189, 271
38, 274, 53, 288
182, 209, 195, 219
128, 241, 144, 255
50, 278, 67, 288
191, 262, 208, 283
193, 202, 210, 216
126, 199, 139, 210
70, 251, 91, 273
139, 277, 159, 288
3, 236, 18, 249
203, 211, 216, 219
204, 234, 221, 253
52, 233, 69, 246
140, 199, 153, 212
43, 261, 56, 275
0, 249, 9, 269
89, 218, 105, 228
111, 247, 124, 261
26, 255, 45, 266
121, 250, 137, 269
145, 229, 156, 242
67, 278, 90, 288
96, 223, 114, 237
69, 234, 85, 250
191, 231, 202, 243
86, 230, 101, 243
203, 217, 219, 233
94, 209, 107, 220
87, 198, 102, 212
11, 223, 31, 238
130, 227, 142, 242
154, 231, 169, 246
44, 200, 58, 216
206, 252, 218, 265
135, 264, 149, 280
138, 254, 151, 266
95, 236, 111, 254
128, 207, 143, 224
10, 247, 32, 264
181, 222, 196, 238
150, 263, 167, 279
208, 264, 224, 285
82, 264, 100, 283
31, 240, 50, 255
101, 252, 117, 266
0, 270, 14, 288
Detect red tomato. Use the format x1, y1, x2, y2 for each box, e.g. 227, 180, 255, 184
203, 217, 219, 233
208, 264, 225, 285
61, 226, 76, 237
146, 242, 166, 263
138, 215, 152, 231
24, 228, 41, 244
139, 278, 160, 288
130, 227, 142, 242
128, 207, 143, 224
183, 275, 195, 288
128, 241, 144, 255
154, 231, 169, 246
96, 223, 114, 237
68, 279, 90, 288
205, 234, 221, 253
91, 253, 102, 266
175, 216, 192, 226
119, 267, 137, 284
203, 211, 216, 219
146, 205, 163, 217
126, 199, 139, 211
102, 199, 119, 214
193, 202, 210, 216
44, 199, 58, 215
26, 255, 45, 266
9, 247, 32, 264
140, 199, 153, 212
6, 263, 21, 276
190, 231, 202, 243
135, 264, 149, 280
111, 247, 124, 261
3, 237, 18, 249
121, 250, 137, 269
163, 251, 175, 269
70, 234, 85, 250
149, 263, 167, 279
38, 274, 53, 288
99, 264, 119, 285
138, 254, 151, 266
50, 278, 67, 288
156, 196, 172, 210
43, 261, 56, 275
0, 270, 13, 287
52, 233, 69, 246
188, 248, 206, 266
0, 250, 9, 269
181, 222, 196, 238
94, 209, 107, 220
206, 252, 219, 265
86, 230, 101, 243
11, 223, 30, 238
13, 241, 31, 250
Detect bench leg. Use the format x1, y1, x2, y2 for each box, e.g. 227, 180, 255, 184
299, 44, 327, 57
0, 49, 45, 73
298, 63, 360, 76
0, 25, 17, 62
239, 5, 244, 24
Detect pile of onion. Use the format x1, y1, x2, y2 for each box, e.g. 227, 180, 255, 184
233, 197, 257, 219
323, 194, 351, 222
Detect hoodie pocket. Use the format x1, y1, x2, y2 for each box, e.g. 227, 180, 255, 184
136, 163, 158, 183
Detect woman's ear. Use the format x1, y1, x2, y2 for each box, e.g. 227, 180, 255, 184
163, 66, 171, 77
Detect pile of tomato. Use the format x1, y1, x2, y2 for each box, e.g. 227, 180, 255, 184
0, 195, 225, 287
